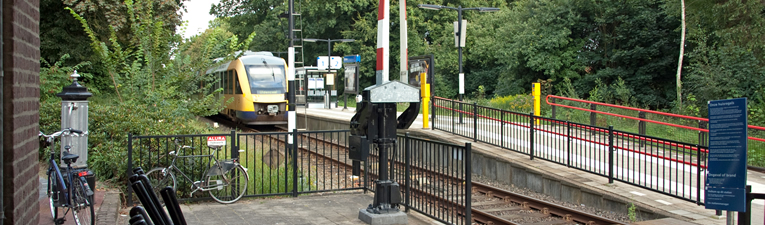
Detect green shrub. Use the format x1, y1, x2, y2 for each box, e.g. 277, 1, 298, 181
489, 94, 534, 113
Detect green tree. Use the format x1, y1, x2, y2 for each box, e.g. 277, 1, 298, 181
681, 0, 765, 118
41, 0, 94, 68
472, 0, 680, 108
42, 0, 254, 181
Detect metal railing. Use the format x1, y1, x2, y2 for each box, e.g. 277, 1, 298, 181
127, 130, 473, 224
433, 96, 706, 204
547, 95, 765, 168
385, 134, 472, 225
127, 130, 364, 204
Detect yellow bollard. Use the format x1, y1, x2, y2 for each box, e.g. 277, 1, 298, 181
421, 72, 430, 129
532, 82, 541, 125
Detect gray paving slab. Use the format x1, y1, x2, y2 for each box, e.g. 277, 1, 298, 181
172, 191, 436, 225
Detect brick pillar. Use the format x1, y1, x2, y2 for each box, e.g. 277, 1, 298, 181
3, 0, 41, 224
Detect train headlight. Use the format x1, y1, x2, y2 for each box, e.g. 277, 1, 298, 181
267, 105, 279, 115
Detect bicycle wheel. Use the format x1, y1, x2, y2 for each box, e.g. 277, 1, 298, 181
206, 164, 249, 204
145, 167, 176, 205
71, 178, 94, 225
47, 172, 58, 222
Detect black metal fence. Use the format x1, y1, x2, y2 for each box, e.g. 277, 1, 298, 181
384, 134, 472, 225
127, 130, 473, 225
127, 130, 363, 205
433, 97, 706, 204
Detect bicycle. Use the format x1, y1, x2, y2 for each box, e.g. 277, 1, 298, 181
145, 139, 249, 204
40, 128, 95, 225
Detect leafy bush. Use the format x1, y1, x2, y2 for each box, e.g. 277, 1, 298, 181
489, 94, 534, 113
38, 0, 255, 184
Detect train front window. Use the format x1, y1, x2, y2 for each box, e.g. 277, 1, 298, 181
246, 65, 286, 94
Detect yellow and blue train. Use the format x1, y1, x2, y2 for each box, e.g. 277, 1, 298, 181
206, 51, 288, 125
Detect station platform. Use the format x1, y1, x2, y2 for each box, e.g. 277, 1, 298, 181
295, 105, 765, 225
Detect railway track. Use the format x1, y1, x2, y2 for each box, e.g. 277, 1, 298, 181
207, 116, 627, 224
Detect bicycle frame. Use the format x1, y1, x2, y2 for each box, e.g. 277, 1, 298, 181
48, 158, 68, 206
162, 147, 237, 192
43, 128, 95, 224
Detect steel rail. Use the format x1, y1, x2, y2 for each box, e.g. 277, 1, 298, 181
472, 182, 626, 225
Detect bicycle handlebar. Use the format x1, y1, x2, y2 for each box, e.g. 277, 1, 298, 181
39, 128, 87, 143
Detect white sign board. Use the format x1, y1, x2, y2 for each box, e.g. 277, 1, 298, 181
207, 136, 226, 148
317, 56, 342, 70
308, 78, 325, 89
453, 20, 467, 47
326, 73, 335, 85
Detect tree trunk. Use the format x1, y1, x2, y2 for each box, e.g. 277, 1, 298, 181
676, 0, 686, 110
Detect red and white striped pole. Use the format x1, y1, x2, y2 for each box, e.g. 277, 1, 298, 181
376, 0, 390, 85
399, 0, 408, 83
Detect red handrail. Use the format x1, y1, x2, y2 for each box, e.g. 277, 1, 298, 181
434, 99, 707, 152
432, 100, 707, 168
546, 95, 765, 142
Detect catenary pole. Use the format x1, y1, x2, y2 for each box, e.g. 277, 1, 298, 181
400, 0, 407, 83
288, 0, 296, 145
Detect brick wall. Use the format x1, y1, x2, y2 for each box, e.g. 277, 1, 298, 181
3, 0, 41, 224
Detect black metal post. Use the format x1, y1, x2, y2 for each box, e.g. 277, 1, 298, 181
473, 102, 478, 142
127, 133, 134, 206
327, 39, 332, 109
404, 133, 411, 212
567, 122, 571, 167
737, 185, 752, 225
551, 97, 556, 120
696, 144, 701, 205
292, 129, 299, 197
364, 157, 369, 194
464, 142, 472, 225
639, 111, 646, 147
369, 103, 399, 214
0, 2, 4, 221
530, 113, 535, 160
699, 120, 707, 160
500, 110, 505, 149
287, 0, 296, 159
343, 93, 348, 110
451, 98, 455, 134
230, 130, 238, 159
608, 125, 614, 184
457, 6, 464, 124
431, 95, 435, 130
590, 104, 597, 126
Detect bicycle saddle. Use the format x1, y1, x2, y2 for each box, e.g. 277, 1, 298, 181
62, 151, 79, 164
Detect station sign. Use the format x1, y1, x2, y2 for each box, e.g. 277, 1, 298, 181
705, 98, 748, 212
317, 56, 342, 70
207, 136, 226, 148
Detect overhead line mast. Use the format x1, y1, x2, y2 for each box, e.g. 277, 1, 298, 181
288, 0, 296, 145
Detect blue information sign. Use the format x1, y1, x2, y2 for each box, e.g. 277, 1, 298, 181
705, 98, 748, 212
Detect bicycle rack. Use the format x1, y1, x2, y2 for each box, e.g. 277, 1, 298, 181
129, 167, 187, 225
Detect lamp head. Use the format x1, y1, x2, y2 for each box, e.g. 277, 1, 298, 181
478, 7, 500, 12
418, 4, 442, 10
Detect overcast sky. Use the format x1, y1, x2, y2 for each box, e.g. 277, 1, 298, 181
179, 0, 219, 39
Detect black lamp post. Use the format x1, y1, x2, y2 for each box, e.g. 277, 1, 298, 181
418, 4, 498, 123
303, 38, 355, 109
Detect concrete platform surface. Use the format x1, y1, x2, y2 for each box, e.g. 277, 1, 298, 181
296, 106, 765, 225
175, 191, 435, 225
